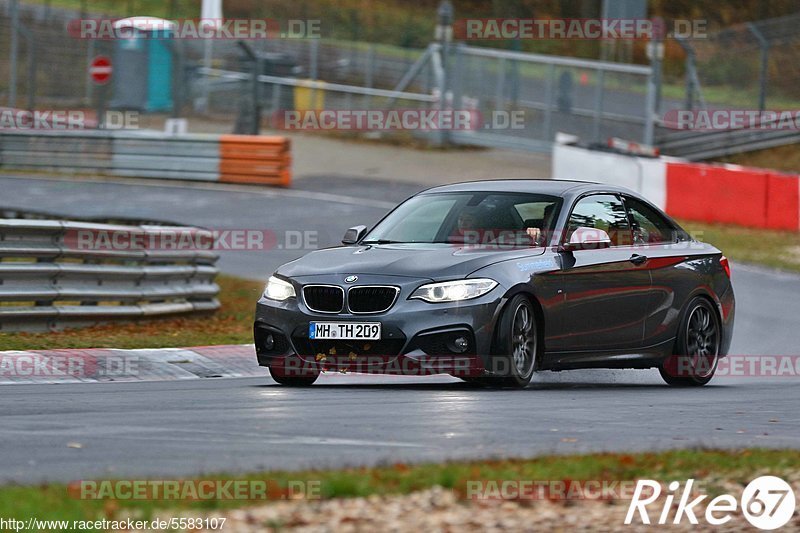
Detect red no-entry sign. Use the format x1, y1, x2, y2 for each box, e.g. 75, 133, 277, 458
89, 56, 113, 85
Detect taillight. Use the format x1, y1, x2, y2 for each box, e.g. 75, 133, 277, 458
720, 256, 731, 278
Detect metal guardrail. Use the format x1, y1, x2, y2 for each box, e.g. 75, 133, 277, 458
657, 122, 800, 161
0, 219, 220, 332
0, 130, 293, 185
0, 129, 221, 181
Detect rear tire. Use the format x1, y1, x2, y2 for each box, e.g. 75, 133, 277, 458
269, 357, 319, 386
484, 294, 539, 389
659, 297, 721, 387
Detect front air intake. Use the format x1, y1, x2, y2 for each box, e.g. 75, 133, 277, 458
347, 286, 399, 314
303, 285, 345, 313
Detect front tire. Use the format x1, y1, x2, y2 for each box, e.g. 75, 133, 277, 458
269, 357, 320, 386
659, 297, 721, 387
485, 294, 539, 389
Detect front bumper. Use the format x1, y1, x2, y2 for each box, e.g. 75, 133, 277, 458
254, 275, 506, 377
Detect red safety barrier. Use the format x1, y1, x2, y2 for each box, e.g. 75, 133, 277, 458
666, 162, 770, 227
554, 139, 800, 231
766, 173, 800, 231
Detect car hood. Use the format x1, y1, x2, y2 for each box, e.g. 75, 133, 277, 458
277, 243, 546, 281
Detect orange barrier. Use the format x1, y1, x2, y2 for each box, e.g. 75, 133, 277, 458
665, 162, 799, 231
218, 135, 292, 187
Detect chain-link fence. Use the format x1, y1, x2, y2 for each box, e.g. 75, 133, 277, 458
3, 0, 797, 153
189, 39, 435, 118
661, 11, 800, 113
0, 4, 97, 108
448, 45, 653, 150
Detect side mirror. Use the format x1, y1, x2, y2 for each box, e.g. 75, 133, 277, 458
342, 225, 368, 245
560, 227, 612, 252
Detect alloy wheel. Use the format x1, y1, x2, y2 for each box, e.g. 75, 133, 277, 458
685, 305, 720, 378
511, 302, 537, 378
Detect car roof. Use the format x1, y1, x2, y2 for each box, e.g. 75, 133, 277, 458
420, 179, 634, 198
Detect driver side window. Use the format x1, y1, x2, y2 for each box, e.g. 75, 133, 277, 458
624, 196, 678, 244
567, 194, 632, 247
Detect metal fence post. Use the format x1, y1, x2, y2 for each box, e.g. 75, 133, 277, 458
682, 40, 696, 110
365, 44, 375, 110
171, 40, 183, 118
495, 57, 506, 110
747, 23, 769, 112
436, 0, 454, 147
592, 69, 605, 142
543, 63, 555, 142
271, 84, 280, 115
25, 28, 36, 110
9, 0, 19, 107
644, 66, 656, 146
643, 34, 663, 146
309, 39, 319, 113
451, 43, 464, 110
675, 36, 706, 112
85, 39, 95, 106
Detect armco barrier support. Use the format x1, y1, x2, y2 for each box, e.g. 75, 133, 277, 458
0, 130, 292, 187
219, 135, 291, 186
553, 136, 800, 231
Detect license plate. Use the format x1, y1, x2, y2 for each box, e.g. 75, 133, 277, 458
309, 322, 381, 340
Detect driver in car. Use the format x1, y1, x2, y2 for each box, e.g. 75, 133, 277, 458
524, 204, 556, 246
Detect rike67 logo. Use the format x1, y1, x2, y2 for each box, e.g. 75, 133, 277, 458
626, 476, 796, 530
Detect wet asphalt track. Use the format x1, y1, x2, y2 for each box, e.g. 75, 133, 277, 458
1, 173, 799, 483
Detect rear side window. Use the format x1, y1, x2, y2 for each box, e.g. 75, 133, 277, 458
567, 194, 632, 246
624, 197, 678, 244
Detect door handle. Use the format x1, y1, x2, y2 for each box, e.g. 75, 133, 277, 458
629, 254, 648, 266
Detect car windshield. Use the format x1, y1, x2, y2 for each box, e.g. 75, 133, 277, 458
362, 192, 562, 247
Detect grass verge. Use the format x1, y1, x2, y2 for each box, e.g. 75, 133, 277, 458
0, 275, 262, 351
718, 144, 800, 175
0, 449, 796, 523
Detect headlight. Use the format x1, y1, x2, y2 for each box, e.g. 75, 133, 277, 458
264, 275, 296, 301
410, 278, 498, 303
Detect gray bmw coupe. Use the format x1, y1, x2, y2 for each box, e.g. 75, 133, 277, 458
254, 180, 734, 388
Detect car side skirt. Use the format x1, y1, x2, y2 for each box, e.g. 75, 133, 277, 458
539, 338, 676, 371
